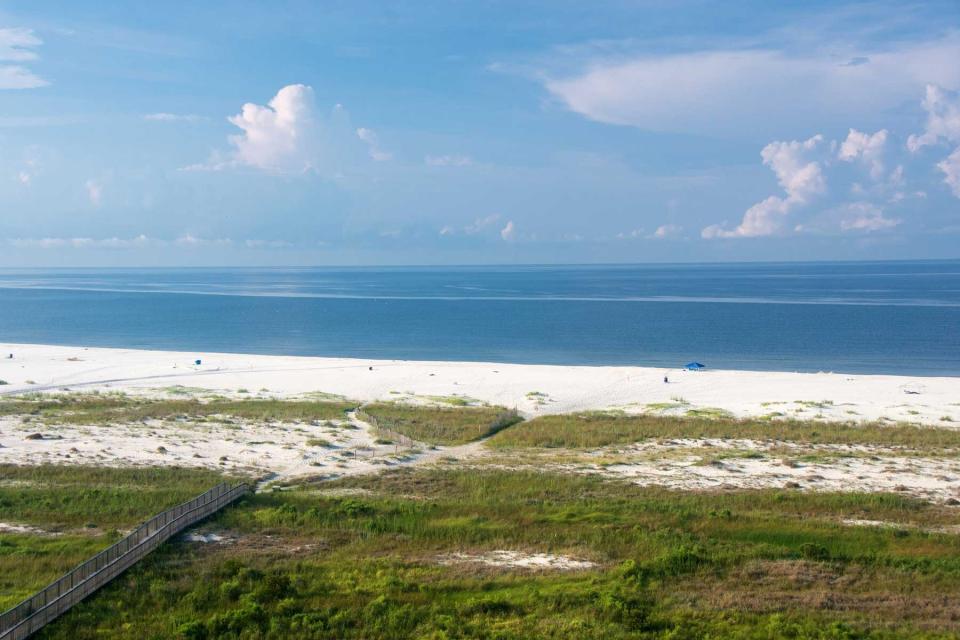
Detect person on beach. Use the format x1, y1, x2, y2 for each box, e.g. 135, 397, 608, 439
663, 375, 668, 383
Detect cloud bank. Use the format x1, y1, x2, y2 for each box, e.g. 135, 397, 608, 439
543, 36, 960, 135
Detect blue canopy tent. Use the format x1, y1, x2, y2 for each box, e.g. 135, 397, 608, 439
684, 362, 705, 371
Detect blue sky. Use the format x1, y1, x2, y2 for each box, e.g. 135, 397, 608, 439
1, 0, 959, 266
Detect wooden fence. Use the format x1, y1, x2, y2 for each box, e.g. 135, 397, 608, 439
0, 482, 250, 640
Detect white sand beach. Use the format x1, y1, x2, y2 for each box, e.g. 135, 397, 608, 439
1, 343, 959, 503
1, 343, 957, 425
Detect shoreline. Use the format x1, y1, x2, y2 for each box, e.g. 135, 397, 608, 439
1, 342, 958, 426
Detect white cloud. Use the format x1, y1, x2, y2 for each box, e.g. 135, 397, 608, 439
907, 84, 960, 152
85, 179, 102, 206
838, 128, 887, 180
938, 147, 960, 197
175, 235, 233, 247
187, 85, 388, 174
144, 112, 205, 123
464, 214, 501, 234
703, 135, 825, 238
439, 225, 455, 236
0, 28, 48, 89
543, 36, 960, 135
839, 202, 901, 232
907, 84, 960, 198
195, 84, 320, 173
356, 127, 391, 161
8, 235, 155, 249
651, 224, 683, 239
426, 154, 472, 166
500, 220, 517, 242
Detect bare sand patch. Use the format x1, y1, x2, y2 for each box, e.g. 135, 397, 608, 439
0, 522, 54, 536
438, 550, 596, 570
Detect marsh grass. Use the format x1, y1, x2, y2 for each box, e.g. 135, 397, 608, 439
31, 467, 960, 639
486, 412, 960, 451
0, 465, 234, 612
359, 403, 521, 445
0, 464, 235, 530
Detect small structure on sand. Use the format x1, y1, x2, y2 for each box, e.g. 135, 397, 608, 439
684, 362, 705, 371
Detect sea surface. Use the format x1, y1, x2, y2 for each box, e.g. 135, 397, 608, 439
0, 261, 958, 375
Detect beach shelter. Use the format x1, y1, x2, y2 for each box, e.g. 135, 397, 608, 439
684, 362, 705, 371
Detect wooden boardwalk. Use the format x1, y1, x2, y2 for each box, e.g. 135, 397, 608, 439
0, 482, 250, 640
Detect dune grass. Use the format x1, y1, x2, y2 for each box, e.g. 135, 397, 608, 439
485, 411, 960, 451
0, 394, 356, 425
358, 402, 521, 445
29, 467, 960, 639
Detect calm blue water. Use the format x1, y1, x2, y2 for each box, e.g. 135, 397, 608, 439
0, 262, 957, 375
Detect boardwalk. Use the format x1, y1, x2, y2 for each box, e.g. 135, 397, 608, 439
0, 482, 250, 640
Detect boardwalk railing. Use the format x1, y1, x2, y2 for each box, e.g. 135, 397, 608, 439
0, 482, 250, 640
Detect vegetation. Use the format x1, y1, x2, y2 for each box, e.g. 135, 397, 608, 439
0, 395, 356, 425
0, 465, 233, 610
486, 411, 960, 451
359, 403, 522, 445
22, 467, 960, 639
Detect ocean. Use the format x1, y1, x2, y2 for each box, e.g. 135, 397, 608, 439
0, 261, 957, 376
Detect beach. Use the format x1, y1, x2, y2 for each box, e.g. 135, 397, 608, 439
1, 343, 957, 425
2, 342, 959, 502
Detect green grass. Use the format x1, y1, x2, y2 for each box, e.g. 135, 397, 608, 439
0, 395, 356, 425
0, 464, 235, 530
0, 465, 233, 611
358, 403, 522, 445
27, 467, 960, 639
486, 412, 960, 451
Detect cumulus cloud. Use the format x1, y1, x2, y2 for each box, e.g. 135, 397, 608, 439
225, 84, 320, 172
542, 36, 960, 135
500, 220, 517, 242
907, 84, 960, 152
464, 214, 501, 234
186, 85, 382, 174
907, 84, 960, 198
356, 127, 391, 161
838, 202, 901, 232
651, 224, 683, 239
85, 179, 102, 206
16, 159, 38, 185
838, 129, 888, 180
939, 147, 960, 197
703, 135, 825, 238
426, 154, 472, 167
0, 28, 47, 89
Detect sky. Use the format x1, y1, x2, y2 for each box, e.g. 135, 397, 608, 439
1, 0, 959, 266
